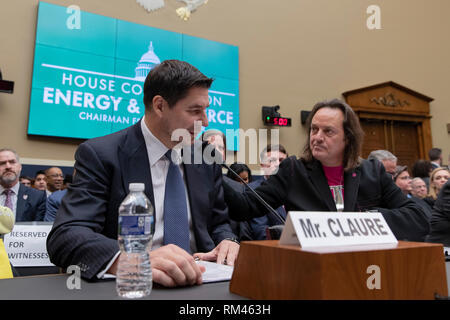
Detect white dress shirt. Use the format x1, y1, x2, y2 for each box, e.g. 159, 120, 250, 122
0, 182, 20, 217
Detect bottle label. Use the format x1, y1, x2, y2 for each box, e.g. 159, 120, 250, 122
119, 215, 152, 236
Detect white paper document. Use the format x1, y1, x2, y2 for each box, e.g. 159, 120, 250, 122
197, 260, 234, 283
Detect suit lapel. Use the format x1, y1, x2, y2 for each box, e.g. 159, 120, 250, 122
16, 184, 27, 221
307, 161, 336, 211
118, 121, 155, 208
343, 166, 361, 211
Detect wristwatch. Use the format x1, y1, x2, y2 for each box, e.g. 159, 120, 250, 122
224, 237, 240, 245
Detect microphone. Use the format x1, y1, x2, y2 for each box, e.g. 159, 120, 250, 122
0, 206, 14, 235
201, 141, 286, 225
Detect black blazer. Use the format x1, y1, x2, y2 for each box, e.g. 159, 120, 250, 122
46, 121, 235, 280
16, 184, 46, 222
224, 157, 430, 242
427, 180, 450, 246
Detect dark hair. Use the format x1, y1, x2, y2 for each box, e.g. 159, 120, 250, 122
412, 160, 433, 178
393, 165, 409, 182
301, 99, 364, 171
34, 170, 46, 178
428, 148, 442, 161
143, 60, 213, 110
260, 144, 288, 161
227, 163, 252, 183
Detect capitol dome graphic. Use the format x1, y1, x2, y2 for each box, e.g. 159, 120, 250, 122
134, 41, 161, 81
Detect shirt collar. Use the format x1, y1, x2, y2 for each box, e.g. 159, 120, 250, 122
0, 181, 20, 195
140, 117, 169, 166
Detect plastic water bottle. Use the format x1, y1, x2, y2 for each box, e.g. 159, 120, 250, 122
116, 183, 154, 299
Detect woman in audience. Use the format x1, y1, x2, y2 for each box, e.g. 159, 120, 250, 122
424, 168, 450, 208
227, 163, 253, 184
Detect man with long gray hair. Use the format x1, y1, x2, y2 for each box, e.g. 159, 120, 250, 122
224, 99, 430, 242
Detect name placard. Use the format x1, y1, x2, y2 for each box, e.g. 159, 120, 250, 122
4, 224, 55, 267
279, 211, 398, 247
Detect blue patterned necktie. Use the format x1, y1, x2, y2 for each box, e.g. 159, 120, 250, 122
163, 150, 190, 253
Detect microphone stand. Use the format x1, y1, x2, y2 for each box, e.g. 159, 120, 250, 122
221, 163, 286, 225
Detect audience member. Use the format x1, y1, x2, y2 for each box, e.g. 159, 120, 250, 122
45, 167, 64, 194
201, 129, 226, 160
411, 159, 432, 188
201, 131, 256, 242
429, 148, 443, 169
367, 149, 397, 177
33, 170, 48, 194
19, 176, 32, 187
62, 174, 72, 189
393, 165, 412, 197
47, 60, 239, 287
44, 189, 67, 222
410, 177, 428, 199
427, 180, 450, 245
45, 169, 75, 221
224, 99, 429, 242
0, 148, 46, 221
249, 144, 288, 240
259, 144, 289, 177
226, 163, 252, 184
424, 168, 450, 209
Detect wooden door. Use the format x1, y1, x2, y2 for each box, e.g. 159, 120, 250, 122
360, 118, 420, 170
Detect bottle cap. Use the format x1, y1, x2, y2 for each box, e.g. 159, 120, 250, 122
129, 183, 145, 192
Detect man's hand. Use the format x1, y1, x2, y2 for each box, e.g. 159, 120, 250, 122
107, 244, 205, 287
193, 239, 240, 266
150, 244, 205, 287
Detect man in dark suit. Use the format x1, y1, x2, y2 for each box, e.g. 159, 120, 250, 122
0, 148, 46, 222
224, 99, 430, 242
47, 60, 239, 287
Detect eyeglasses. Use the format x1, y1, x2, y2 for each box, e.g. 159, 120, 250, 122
48, 174, 64, 178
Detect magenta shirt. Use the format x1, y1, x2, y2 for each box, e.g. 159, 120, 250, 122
322, 165, 344, 203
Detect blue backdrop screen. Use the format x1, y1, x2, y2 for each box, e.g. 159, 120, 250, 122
28, 2, 239, 148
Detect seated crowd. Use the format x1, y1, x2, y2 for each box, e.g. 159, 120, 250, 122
2, 137, 450, 239
1, 68, 449, 286
1, 137, 450, 249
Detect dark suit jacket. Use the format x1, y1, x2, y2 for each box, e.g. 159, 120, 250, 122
46, 121, 236, 280
427, 180, 450, 246
431, 162, 440, 170
16, 184, 46, 222
248, 178, 286, 240
224, 157, 430, 242
44, 189, 67, 222
222, 176, 254, 241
